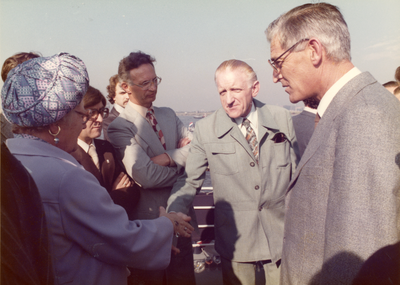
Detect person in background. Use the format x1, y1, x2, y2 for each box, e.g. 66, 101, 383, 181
103, 74, 130, 141
1, 52, 40, 143
167, 59, 298, 285
2, 52, 193, 285
383, 80, 399, 94
393, 86, 400, 101
108, 51, 195, 285
266, 3, 400, 284
292, 97, 319, 158
70, 85, 140, 219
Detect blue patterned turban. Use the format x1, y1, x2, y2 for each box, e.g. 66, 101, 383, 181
1, 52, 89, 127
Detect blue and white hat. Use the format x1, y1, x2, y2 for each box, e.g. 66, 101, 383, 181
1, 52, 89, 127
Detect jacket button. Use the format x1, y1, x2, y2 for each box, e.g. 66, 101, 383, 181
250, 162, 255, 167
255, 185, 259, 190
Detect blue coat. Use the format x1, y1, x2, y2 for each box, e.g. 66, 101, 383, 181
7, 138, 173, 285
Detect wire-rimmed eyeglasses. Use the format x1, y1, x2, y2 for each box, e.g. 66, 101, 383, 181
131, 76, 162, 90
268, 38, 309, 71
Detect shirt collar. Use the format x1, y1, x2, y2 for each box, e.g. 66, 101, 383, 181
317, 67, 361, 117
113, 104, 125, 114
77, 138, 95, 153
128, 100, 151, 118
303, 106, 318, 114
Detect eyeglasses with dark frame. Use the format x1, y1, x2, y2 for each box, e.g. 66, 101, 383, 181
131, 76, 162, 90
268, 38, 309, 71
87, 107, 109, 121
75, 110, 90, 124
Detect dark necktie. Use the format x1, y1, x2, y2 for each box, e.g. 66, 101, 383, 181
146, 108, 166, 150
242, 118, 259, 163
314, 113, 321, 129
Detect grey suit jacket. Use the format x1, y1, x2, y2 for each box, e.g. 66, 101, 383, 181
281, 72, 400, 284
292, 109, 315, 158
167, 99, 298, 263
107, 103, 192, 220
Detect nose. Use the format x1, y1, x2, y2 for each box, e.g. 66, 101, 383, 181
272, 68, 282, 83
226, 92, 235, 105
97, 113, 104, 123
148, 81, 157, 91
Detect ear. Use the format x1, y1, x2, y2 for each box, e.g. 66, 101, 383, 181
307, 38, 323, 67
251, 81, 260, 98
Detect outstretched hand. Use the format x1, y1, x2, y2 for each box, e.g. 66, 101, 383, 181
159, 206, 194, 238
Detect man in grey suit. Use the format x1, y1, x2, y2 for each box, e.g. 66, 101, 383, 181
167, 60, 298, 285
292, 97, 318, 158
107, 51, 194, 285
266, 3, 400, 284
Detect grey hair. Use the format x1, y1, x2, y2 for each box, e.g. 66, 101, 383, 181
265, 3, 351, 62
215, 59, 257, 87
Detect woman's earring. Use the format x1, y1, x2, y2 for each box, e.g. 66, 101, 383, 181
48, 126, 61, 144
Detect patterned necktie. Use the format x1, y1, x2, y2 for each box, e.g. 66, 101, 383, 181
314, 113, 321, 129
242, 118, 259, 163
88, 144, 100, 170
146, 108, 166, 150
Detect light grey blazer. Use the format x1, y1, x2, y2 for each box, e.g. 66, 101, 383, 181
107, 103, 192, 220
281, 72, 400, 284
167, 99, 298, 263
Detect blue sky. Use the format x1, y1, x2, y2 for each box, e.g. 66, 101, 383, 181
1, 0, 399, 111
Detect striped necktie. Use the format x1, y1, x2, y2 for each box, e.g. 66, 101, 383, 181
146, 108, 166, 150
242, 118, 259, 163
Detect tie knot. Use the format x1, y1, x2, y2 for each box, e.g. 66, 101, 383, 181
242, 118, 251, 128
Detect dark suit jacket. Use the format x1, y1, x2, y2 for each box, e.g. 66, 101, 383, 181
292, 109, 315, 158
70, 138, 140, 219
1, 143, 53, 285
102, 107, 119, 142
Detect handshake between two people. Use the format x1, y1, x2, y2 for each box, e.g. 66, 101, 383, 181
159, 206, 194, 255
159, 206, 193, 238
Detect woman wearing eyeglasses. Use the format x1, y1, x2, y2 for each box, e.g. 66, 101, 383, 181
71, 85, 140, 219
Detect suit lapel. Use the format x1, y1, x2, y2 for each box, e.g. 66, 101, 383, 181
71, 145, 104, 185
287, 72, 377, 191
121, 103, 165, 156
153, 107, 174, 151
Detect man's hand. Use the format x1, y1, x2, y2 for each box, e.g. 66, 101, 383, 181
178, 137, 191, 148
159, 206, 193, 238
112, 172, 132, 191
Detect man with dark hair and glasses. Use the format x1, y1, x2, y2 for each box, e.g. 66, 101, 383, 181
108, 51, 195, 285
70, 85, 140, 219
266, 3, 400, 284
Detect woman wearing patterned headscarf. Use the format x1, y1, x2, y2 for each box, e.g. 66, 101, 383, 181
2, 53, 193, 285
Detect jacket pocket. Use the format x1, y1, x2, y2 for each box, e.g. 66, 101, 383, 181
207, 143, 238, 175
273, 140, 290, 167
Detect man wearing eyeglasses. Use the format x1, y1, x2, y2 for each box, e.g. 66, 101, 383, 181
107, 51, 195, 285
71, 86, 139, 219
266, 3, 400, 284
